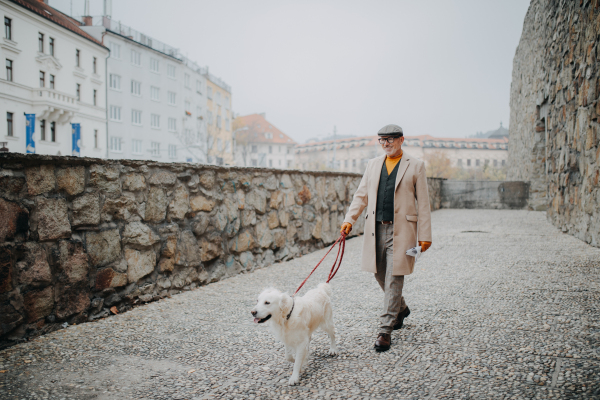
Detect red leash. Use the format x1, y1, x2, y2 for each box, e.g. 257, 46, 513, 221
293, 232, 347, 296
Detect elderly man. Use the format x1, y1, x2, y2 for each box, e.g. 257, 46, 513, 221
340, 124, 432, 351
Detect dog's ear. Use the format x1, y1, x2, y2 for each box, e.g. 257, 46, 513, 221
279, 293, 292, 317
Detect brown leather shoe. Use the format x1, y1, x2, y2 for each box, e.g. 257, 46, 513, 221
393, 306, 410, 330
374, 333, 391, 352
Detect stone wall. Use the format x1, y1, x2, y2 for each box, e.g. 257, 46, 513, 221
508, 0, 600, 246
440, 181, 530, 210
0, 154, 369, 346
427, 177, 444, 211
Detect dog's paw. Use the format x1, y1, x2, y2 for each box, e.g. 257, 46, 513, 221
288, 375, 300, 386
328, 347, 339, 356
285, 354, 295, 362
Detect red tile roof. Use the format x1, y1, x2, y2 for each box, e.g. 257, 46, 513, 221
9, 0, 106, 49
233, 114, 297, 145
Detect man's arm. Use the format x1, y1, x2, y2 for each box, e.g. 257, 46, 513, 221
415, 161, 432, 248
340, 166, 370, 233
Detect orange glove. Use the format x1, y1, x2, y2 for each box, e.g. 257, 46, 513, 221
340, 222, 352, 235
419, 241, 432, 253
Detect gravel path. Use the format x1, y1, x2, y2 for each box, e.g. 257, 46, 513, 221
1, 210, 599, 400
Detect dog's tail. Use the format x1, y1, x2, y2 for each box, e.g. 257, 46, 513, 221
318, 282, 332, 297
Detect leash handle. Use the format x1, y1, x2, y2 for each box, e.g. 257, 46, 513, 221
293, 232, 346, 296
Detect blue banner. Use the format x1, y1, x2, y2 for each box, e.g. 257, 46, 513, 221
71, 123, 81, 156
25, 114, 35, 154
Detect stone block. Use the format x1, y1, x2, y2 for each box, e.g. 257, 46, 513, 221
36, 198, 71, 241
192, 212, 210, 236
176, 230, 202, 267
0, 198, 29, 242
168, 184, 190, 220
89, 164, 121, 194
122, 222, 160, 247
95, 268, 128, 290
16, 242, 51, 286
24, 286, 54, 323
59, 241, 88, 284
0, 169, 25, 197
312, 216, 323, 240
267, 210, 279, 229
273, 229, 286, 248
290, 205, 303, 220
269, 190, 283, 209
256, 220, 273, 248
200, 236, 222, 262
199, 171, 215, 189
189, 195, 215, 212
56, 166, 85, 196
246, 190, 267, 214
122, 173, 146, 191
125, 248, 156, 283
238, 251, 254, 270
55, 284, 90, 320
298, 185, 312, 204
211, 206, 228, 231
158, 257, 175, 273
101, 193, 138, 222
145, 187, 168, 222
241, 210, 257, 226
278, 209, 289, 227
148, 171, 177, 186
72, 193, 100, 227
86, 229, 121, 267
280, 174, 293, 189
230, 230, 255, 253
161, 235, 178, 258
25, 165, 55, 196
0, 300, 23, 334
0, 245, 14, 293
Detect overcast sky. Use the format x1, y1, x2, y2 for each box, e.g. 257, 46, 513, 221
50, 0, 530, 143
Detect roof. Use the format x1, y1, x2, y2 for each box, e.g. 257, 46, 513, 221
233, 114, 297, 145
9, 0, 106, 49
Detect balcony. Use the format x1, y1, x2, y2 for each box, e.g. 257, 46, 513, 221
33, 88, 78, 124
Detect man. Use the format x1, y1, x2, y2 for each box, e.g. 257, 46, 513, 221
340, 124, 432, 352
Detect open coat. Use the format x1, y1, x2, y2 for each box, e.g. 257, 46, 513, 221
343, 154, 432, 276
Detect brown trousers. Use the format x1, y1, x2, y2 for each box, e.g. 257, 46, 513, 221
374, 224, 407, 335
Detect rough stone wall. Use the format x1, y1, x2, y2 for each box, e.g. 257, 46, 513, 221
427, 177, 444, 211
0, 154, 368, 346
508, 0, 600, 246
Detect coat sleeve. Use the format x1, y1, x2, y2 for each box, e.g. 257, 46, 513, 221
415, 161, 432, 242
343, 164, 369, 225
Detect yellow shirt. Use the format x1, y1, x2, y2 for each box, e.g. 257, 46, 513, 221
385, 151, 403, 175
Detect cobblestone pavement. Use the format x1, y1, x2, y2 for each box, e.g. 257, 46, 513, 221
1, 210, 599, 400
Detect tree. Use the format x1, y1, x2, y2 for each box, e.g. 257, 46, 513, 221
423, 151, 457, 179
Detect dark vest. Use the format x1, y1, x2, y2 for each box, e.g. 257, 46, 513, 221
376, 159, 400, 222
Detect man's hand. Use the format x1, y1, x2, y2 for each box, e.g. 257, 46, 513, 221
419, 241, 432, 253
340, 222, 352, 235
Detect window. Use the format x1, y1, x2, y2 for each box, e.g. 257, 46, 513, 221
150, 86, 159, 101
476, 159, 480, 166
168, 91, 176, 105
216, 115, 221, 128
150, 58, 159, 72
109, 42, 120, 59
6, 59, 12, 82
457, 159, 462, 167
352, 159, 356, 167
207, 86, 212, 99
93, 89, 97, 106
132, 110, 142, 126
485, 159, 490, 166
287, 160, 292, 168
493, 159, 498, 167
131, 80, 141, 96
109, 105, 121, 121
217, 138, 223, 151
49, 74, 54, 89
225, 141, 231, 153
268, 145, 272, 154
110, 136, 122, 152
109, 74, 121, 90
6, 112, 13, 137
269, 160, 273, 167
168, 117, 176, 132
251, 159, 257, 167
39, 71, 45, 87
131, 50, 141, 66
132, 139, 142, 155
184, 73, 190, 88
76, 83, 80, 101
168, 144, 177, 159
151, 114, 160, 128
38, 33, 44, 53
75, 49, 80, 67
502, 160, 506, 166
344, 160, 348, 168
278, 160, 282, 167
167, 65, 176, 78
225, 96, 230, 109
225, 118, 230, 131
50, 122, 56, 142
185, 100, 191, 112
216, 92, 221, 104
196, 106, 202, 117
196, 80, 202, 93
49, 38, 54, 56
251, 145, 257, 153
93, 57, 97, 74
94, 130, 98, 148
151, 141, 160, 157
207, 111, 213, 124
467, 159, 471, 167
4, 17, 11, 40
40, 120, 46, 140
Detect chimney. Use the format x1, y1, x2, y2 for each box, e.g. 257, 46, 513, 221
82, 16, 93, 26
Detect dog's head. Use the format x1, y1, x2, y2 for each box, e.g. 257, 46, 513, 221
251, 288, 291, 324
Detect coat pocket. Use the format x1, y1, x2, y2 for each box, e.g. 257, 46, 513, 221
406, 215, 418, 222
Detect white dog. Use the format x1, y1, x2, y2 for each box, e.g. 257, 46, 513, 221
251, 282, 338, 385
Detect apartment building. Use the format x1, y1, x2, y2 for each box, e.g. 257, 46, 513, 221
0, 0, 108, 157
233, 113, 296, 169
205, 73, 233, 165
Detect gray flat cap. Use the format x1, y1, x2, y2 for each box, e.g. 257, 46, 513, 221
377, 124, 403, 137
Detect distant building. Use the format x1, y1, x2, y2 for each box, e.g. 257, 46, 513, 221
205, 73, 233, 165
233, 113, 296, 169
295, 135, 509, 173
0, 0, 108, 157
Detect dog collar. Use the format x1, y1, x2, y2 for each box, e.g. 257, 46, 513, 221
286, 297, 295, 320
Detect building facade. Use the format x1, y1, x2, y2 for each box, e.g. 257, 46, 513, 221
233, 113, 296, 169
81, 17, 209, 163
295, 135, 509, 173
205, 73, 233, 165
1, 0, 108, 157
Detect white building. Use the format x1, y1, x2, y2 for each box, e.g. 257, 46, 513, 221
81, 16, 209, 163
0, 0, 108, 157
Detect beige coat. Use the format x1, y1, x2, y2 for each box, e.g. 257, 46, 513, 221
343, 154, 432, 276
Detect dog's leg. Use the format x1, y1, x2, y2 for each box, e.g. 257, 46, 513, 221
322, 310, 338, 356
285, 345, 295, 362
289, 341, 309, 385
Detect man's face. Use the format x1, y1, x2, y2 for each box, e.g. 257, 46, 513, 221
380, 135, 404, 157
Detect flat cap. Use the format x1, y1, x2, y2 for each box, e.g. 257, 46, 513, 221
377, 124, 403, 137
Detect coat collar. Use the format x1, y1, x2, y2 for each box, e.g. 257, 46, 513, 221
394, 155, 410, 192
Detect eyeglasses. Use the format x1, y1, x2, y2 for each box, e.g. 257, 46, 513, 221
378, 137, 396, 144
